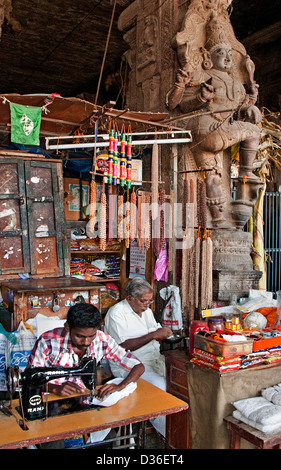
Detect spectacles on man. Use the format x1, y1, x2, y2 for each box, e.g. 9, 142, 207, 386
134, 297, 154, 305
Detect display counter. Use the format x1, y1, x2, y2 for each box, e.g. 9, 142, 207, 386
164, 349, 281, 449
187, 361, 281, 449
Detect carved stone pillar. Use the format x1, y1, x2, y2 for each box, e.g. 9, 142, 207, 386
0, 1, 21, 38
117, 0, 265, 303
0, 1, 5, 38
212, 229, 262, 301
117, 0, 178, 112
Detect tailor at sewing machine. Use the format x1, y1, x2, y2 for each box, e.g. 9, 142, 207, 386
6, 358, 97, 422
3, 303, 144, 426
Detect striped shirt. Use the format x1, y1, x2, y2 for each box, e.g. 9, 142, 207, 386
27, 327, 141, 387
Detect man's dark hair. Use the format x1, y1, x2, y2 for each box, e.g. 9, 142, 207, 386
67, 303, 101, 330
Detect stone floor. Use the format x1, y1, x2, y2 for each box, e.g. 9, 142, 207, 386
144, 430, 165, 449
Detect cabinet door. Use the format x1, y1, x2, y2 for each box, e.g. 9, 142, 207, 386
0, 158, 31, 275
25, 160, 68, 276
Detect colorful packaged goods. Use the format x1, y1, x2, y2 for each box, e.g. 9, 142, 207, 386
191, 348, 242, 372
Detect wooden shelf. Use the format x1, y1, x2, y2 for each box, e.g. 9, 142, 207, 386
71, 250, 120, 255
71, 276, 121, 283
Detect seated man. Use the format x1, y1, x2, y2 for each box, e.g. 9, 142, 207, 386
27, 302, 144, 448
104, 277, 172, 437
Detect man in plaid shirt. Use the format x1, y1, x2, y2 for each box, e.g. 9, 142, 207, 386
27, 303, 144, 400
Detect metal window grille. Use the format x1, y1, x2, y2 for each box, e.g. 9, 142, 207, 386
230, 183, 280, 294
264, 192, 281, 294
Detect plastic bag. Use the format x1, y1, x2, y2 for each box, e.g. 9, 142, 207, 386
160, 285, 183, 330
7, 321, 36, 372
0, 333, 7, 391
0, 324, 19, 391
153, 249, 168, 282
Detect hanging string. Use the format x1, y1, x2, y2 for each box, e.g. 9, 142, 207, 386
151, 130, 159, 221
130, 187, 137, 241
99, 179, 107, 251
89, 118, 99, 233
95, 0, 117, 105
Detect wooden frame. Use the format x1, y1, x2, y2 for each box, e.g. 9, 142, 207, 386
64, 177, 90, 221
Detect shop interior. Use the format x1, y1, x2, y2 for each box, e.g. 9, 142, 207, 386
0, 0, 280, 450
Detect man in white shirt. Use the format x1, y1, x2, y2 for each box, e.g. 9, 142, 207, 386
104, 277, 172, 437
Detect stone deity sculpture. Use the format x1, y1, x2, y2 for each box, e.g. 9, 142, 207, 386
166, 9, 263, 227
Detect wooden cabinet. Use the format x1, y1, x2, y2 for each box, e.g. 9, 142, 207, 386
164, 349, 191, 449
1, 277, 104, 329
0, 155, 68, 279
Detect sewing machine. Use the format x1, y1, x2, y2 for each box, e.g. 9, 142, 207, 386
6, 358, 97, 422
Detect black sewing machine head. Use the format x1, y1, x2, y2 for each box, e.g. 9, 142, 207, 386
6, 357, 97, 421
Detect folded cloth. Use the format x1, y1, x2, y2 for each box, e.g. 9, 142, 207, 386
90, 378, 137, 407
262, 383, 281, 406
232, 396, 281, 426
233, 409, 281, 434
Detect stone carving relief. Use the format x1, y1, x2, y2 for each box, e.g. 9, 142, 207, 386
118, 0, 176, 112
166, 0, 264, 299
136, 15, 160, 110
117, 0, 264, 299
166, 0, 264, 230
136, 16, 158, 80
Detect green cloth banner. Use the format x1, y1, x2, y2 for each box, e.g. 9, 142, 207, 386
9, 102, 42, 145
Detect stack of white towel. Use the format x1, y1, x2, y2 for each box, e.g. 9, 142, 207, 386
232, 383, 281, 433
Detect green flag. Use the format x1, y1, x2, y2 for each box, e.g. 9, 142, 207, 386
9, 102, 42, 146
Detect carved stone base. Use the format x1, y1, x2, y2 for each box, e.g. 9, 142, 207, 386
212, 229, 253, 271
213, 269, 262, 301
212, 228, 262, 301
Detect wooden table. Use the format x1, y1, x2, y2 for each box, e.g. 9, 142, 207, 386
0, 379, 188, 449
162, 350, 281, 449
224, 416, 281, 449
187, 361, 281, 448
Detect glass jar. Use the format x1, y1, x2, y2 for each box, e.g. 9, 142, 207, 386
207, 316, 225, 332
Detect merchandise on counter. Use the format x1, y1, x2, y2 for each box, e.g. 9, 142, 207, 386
254, 306, 278, 327
225, 313, 242, 331
240, 349, 270, 369
70, 239, 82, 251
104, 255, 120, 278
232, 395, 281, 433
191, 348, 242, 372
249, 327, 281, 352
78, 238, 100, 251
100, 283, 120, 309
237, 295, 277, 315
70, 253, 120, 280
207, 316, 224, 332
70, 258, 86, 276
84, 262, 102, 281
194, 330, 253, 357
189, 320, 209, 357
71, 237, 121, 252
191, 295, 281, 373
262, 383, 281, 405
244, 311, 267, 330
